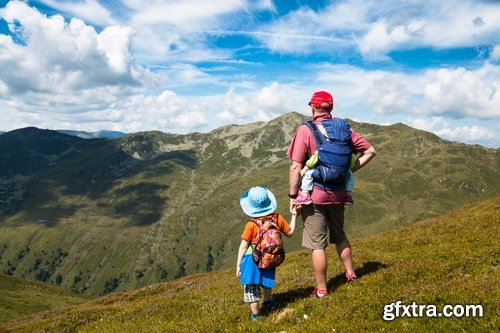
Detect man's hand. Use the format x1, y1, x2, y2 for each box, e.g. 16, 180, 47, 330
352, 146, 376, 172
291, 204, 301, 215
290, 199, 302, 215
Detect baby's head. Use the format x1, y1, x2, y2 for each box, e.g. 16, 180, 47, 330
239, 186, 277, 218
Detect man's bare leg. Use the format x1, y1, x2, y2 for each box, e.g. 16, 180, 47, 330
312, 249, 328, 291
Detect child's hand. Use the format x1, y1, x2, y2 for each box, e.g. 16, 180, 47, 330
291, 204, 301, 215
236, 265, 241, 278
290, 199, 302, 215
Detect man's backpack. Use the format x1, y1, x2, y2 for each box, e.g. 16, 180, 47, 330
304, 118, 352, 190
251, 213, 285, 269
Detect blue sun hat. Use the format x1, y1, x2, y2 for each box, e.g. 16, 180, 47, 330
239, 186, 277, 217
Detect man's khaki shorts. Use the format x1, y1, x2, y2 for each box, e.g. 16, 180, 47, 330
301, 204, 346, 249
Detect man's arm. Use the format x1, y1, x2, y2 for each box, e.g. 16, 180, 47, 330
289, 160, 302, 196
289, 160, 302, 214
351, 146, 376, 172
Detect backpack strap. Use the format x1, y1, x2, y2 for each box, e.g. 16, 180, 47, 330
251, 213, 279, 247
251, 214, 278, 230
304, 121, 324, 145
303, 120, 352, 191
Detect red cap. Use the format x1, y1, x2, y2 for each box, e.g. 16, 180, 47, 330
309, 91, 334, 110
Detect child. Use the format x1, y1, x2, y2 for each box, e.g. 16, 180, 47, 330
236, 186, 297, 321
293, 151, 357, 206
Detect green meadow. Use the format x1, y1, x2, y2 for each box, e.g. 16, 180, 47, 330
1, 196, 498, 332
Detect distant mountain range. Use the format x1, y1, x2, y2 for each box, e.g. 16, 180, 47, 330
0, 112, 499, 296
0, 129, 126, 139
56, 129, 127, 139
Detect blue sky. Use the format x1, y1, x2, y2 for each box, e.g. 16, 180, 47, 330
0, 0, 499, 147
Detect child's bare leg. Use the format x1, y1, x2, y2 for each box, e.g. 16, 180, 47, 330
250, 301, 259, 314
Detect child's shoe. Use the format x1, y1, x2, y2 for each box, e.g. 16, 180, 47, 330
344, 194, 354, 206
293, 190, 312, 205
250, 313, 260, 321
346, 272, 358, 282
262, 299, 278, 311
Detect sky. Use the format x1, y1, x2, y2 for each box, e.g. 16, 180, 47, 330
0, 0, 499, 148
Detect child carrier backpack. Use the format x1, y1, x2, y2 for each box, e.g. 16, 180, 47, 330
251, 213, 285, 269
304, 119, 352, 191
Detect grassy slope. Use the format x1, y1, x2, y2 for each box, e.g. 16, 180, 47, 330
1, 196, 498, 332
0, 274, 92, 323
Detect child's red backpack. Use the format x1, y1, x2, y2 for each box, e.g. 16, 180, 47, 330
251, 213, 285, 269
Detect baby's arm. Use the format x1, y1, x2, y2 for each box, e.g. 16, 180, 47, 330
301, 151, 319, 177
236, 239, 249, 277
300, 165, 310, 177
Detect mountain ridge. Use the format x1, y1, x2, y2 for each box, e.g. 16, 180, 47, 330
0, 112, 499, 296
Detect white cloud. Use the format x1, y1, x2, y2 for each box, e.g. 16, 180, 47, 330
96, 25, 134, 74
312, 64, 419, 119
409, 116, 448, 133
38, 0, 117, 26
491, 44, 500, 61
2, 81, 299, 134
0, 0, 499, 149
130, 26, 232, 65
358, 20, 424, 60
436, 125, 497, 144
162, 64, 216, 88
215, 82, 294, 123
250, 3, 359, 55
356, 0, 500, 58
358, 1, 500, 58
0, 89, 209, 133
366, 76, 410, 114
0, 1, 152, 92
255, 81, 288, 110
314, 62, 500, 122
248, 0, 500, 59
0, 1, 158, 111
408, 116, 498, 146
299, 62, 500, 150
127, 0, 245, 27
418, 2, 500, 48
423, 65, 500, 119
110, 90, 208, 132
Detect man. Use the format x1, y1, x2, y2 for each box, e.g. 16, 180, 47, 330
287, 90, 376, 298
